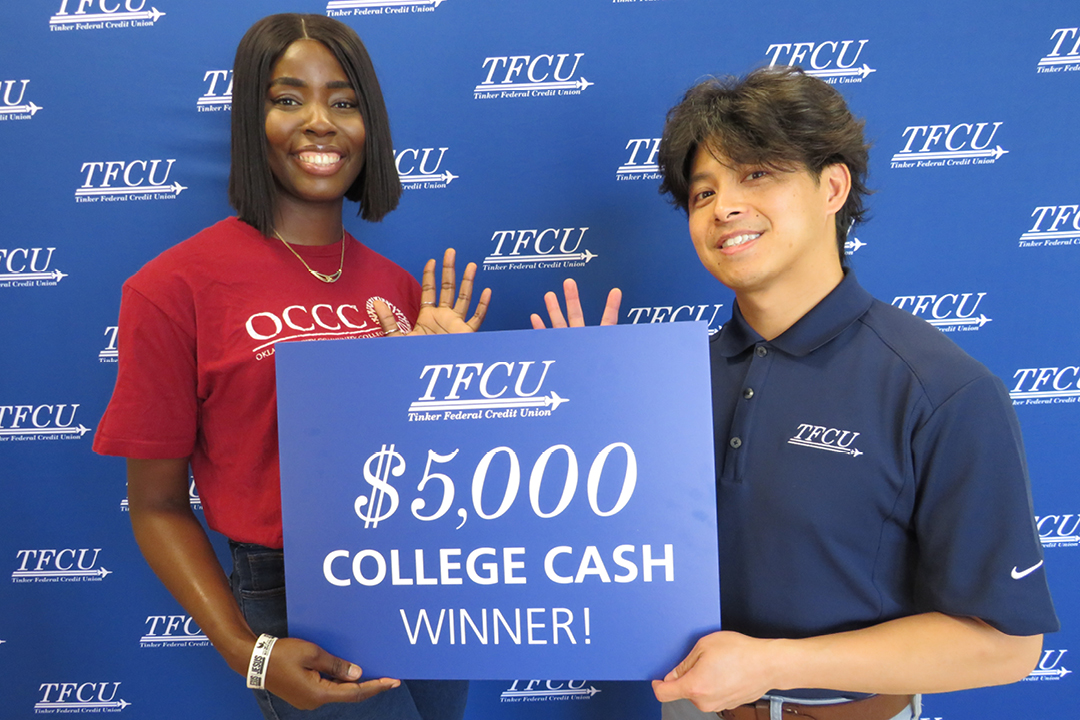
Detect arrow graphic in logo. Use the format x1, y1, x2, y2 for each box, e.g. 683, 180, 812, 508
0, 102, 42, 116
51, 8, 164, 24
75, 183, 187, 198
806, 63, 876, 80
927, 314, 992, 329
483, 250, 596, 266
409, 391, 568, 414
891, 146, 1008, 163
400, 171, 458, 185
0, 269, 67, 283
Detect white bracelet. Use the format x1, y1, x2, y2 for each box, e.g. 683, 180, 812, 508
246, 634, 278, 689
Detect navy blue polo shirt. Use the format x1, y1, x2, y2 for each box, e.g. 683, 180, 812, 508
712, 272, 1058, 647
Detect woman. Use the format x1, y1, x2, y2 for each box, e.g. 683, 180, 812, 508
93, 14, 485, 719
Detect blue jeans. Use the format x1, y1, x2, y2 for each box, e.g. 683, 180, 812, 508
661, 695, 921, 720
229, 541, 469, 720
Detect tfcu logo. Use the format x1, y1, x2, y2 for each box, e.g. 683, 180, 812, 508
787, 424, 863, 458
0, 404, 90, 442
475, 53, 592, 99
1036, 513, 1080, 548
891, 123, 1007, 168
76, 159, 186, 203
0, 248, 66, 288
616, 138, 661, 181
327, 0, 447, 17
141, 614, 209, 648
122, 476, 200, 512
197, 70, 232, 112
625, 303, 725, 336
500, 680, 600, 703
1037, 27, 1080, 73
765, 40, 876, 84
1019, 204, 1080, 249
36, 682, 128, 712
99, 326, 118, 362
1023, 649, 1071, 681
408, 361, 565, 422
891, 292, 990, 333
1010, 365, 1080, 406
0, 80, 42, 121
484, 227, 595, 271
49, 0, 165, 31
12, 549, 111, 583
396, 147, 457, 189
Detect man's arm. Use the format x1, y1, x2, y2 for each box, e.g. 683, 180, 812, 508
652, 612, 1042, 712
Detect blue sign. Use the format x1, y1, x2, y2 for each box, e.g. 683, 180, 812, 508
277, 323, 720, 680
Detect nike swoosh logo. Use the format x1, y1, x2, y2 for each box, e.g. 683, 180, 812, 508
1011, 560, 1044, 580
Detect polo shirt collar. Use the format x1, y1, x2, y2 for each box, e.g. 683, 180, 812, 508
715, 271, 874, 358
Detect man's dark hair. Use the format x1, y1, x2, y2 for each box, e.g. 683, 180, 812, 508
228, 13, 401, 236
657, 66, 870, 257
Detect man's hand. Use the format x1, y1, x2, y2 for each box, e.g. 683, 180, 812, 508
263, 637, 399, 710
530, 278, 621, 328
651, 631, 780, 712
375, 248, 491, 336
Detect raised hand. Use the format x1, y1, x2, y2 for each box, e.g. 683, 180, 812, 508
375, 248, 491, 336
530, 278, 621, 329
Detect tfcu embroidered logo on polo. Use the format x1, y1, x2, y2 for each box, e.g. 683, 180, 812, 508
765, 40, 876, 84
198, 70, 232, 112
326, 0, 447, 16
396, 147, 457, 189
141, 614, 210, 648
787, 424, 863, 457
892, 292, 990, 333
1010, 366, 1080, 406
245, 300, 411, 362
35, 682, 129, 713
1037, 27, 1080, 73
1020, 204, 1080, 249
475, 53, 592, 99
616, 139, 661, 181
12, 549, 111, 583
0, 248, 66, 288
1024, 650, 1071, 681
49, 0, 165, 31
99, 326, 118, 362
76, 159, 186, 203
0, 404, 90, 442
409, 360, 565, 422
500, 680, 600, 703
891, 123, 1007, 168
625, 303, 725, 336
0, 80, 41, 121
484, 227, 596, 271
1036, 514, 1080, 548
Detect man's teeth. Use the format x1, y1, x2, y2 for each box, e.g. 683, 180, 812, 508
722, 233, 759, 248
300, 152, 340, 166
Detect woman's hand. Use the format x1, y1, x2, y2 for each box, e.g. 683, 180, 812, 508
530, 278, 622, 328
263, 637, 399, 710
375, 248, 490, 336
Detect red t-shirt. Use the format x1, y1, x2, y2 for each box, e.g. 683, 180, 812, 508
94, 217, 420, 547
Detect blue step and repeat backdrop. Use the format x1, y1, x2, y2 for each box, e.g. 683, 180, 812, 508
2, 0, 1078, 718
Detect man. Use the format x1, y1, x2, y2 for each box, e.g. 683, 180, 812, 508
536, 67, 1057, 720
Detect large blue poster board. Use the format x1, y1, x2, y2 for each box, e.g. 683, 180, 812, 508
276, 323, 719, 680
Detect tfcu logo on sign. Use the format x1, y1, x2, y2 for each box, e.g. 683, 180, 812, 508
408, 361, 565, 422
396, 147, 457, 189
626, 304, 725, 336
475, 53, 592, 99
0, 80, 42, 121
500, 680, 600, 703
12, 549, 111, 583
484, 227, 595, 271
1036, 514, 1080, 548
1019, 204, 1080, 249
76, 159, 186, 203
891, 123, 1007, 168
1023, 650, 1071, 681
36, 683, 129, 712
141, 614, 209, 647
616, 139, 661, 181
765, 40, 876, 83
1037, 28, 1080, 73
0, 248, 66, 288
0, 404, 90, 442
50, 0, 165, 31
197, 70, 232, 112
1010, 366, 1080, 406
891, 292, 990, 333
327, 0, 447, 17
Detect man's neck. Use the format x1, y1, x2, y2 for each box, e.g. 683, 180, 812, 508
736, 263, 845, 341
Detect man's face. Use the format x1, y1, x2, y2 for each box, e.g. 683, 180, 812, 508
686, 145, 848, 300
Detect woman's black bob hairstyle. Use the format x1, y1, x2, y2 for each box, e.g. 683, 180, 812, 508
228, 13, 402, 236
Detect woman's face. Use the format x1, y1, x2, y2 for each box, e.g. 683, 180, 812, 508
264, 39, 367, 212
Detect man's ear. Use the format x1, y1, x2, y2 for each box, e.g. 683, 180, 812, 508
821, 163, 851, 216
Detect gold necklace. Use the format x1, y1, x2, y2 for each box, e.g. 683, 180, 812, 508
273, 228, 345, 283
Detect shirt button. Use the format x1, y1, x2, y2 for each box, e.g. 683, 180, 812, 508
755, 346, 768, 358
743, 388, 754, 400
729, 437, 742, 449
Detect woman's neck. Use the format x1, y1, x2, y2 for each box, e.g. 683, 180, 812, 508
272, 199, 346, 246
